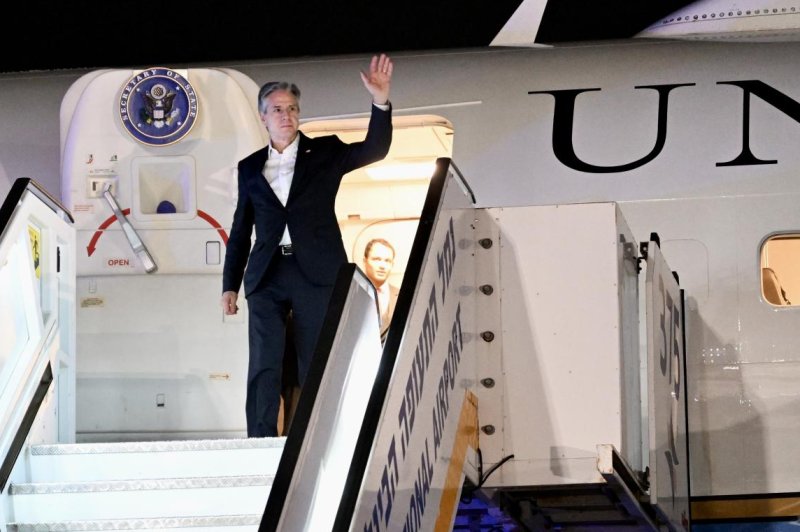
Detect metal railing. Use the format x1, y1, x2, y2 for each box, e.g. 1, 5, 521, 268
0, 178, 75, 492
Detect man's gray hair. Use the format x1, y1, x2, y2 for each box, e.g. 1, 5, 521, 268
258, 81, 301, 113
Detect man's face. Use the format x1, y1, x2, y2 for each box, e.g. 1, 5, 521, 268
260, 89, 300, 146
364, 243, 394, 287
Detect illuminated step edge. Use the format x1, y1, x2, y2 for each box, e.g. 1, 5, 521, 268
7, 514, 261, 532
8, 476, 273, 522
30, 437, 286, 455
9, 474, 274, 495
26, 438, 286, 483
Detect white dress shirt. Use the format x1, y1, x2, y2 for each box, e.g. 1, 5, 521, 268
263, 135, 300, 246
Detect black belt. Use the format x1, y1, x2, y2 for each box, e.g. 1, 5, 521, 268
279, 244, 293, 256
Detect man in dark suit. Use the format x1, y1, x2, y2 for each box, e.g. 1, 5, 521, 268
221, 54, 394, 437
363, 238, 400, 342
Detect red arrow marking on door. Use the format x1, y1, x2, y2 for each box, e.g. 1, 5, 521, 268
86, 209, 229, 257
197, 210, 229, 245
87, 209, 130, 256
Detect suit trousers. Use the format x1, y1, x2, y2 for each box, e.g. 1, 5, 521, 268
245, 252, 334, 437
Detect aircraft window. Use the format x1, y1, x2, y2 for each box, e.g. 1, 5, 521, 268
760, 235, 800, 307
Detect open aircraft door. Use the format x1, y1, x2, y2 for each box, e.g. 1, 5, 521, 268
60, 67, 266, 441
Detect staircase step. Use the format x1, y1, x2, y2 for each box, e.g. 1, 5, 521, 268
7, 514, 261, 531
27, 437, 285, 482
9, 475, 272, 522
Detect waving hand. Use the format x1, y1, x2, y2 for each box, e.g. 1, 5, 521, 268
360, 54, 393, 105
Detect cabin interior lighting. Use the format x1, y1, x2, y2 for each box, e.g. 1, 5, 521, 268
366, 161, 436, 181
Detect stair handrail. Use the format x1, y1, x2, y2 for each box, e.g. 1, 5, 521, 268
333, 157, 465, 528
0, 178, 74, 240
0, 177, 74, 493
258, 158, 467, 530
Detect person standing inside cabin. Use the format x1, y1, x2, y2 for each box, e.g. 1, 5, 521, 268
363, 238, 399, 342
221, 54, 394, 438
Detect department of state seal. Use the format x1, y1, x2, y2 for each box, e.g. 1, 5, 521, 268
119, 67, 198, 146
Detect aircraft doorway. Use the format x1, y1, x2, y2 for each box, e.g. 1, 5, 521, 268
303, 114, 453, 310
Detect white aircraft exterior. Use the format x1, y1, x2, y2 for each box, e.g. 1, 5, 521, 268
3, 34, 800, 530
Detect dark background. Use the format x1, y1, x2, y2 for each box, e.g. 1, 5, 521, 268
5, 1, 692, 73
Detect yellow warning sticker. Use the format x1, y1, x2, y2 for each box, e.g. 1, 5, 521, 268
28, 224, 41, 279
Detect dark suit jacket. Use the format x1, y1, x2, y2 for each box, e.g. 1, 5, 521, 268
223, 104, 392, 296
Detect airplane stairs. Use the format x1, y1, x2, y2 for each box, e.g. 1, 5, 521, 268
0, 179, 284, 531
1, 160, 691, 531
0, 165, 478, 531
5, 438, 284, 531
